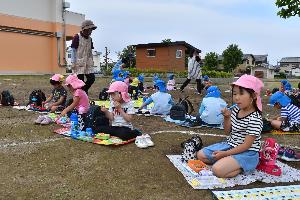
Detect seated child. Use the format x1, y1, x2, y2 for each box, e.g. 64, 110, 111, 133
139, 80, 174, 115
137, 74, 144, 92
59, 75, 90, 131
280, 80, 292, 94
167, 74, 176, 91
196, 86, 227, 126
268, 91, 300, 132
128, 75, 141, 100
196, 75, 264, 178
97, 81, 141, 140
203, 75, 213, 93
44, 74, 67, 112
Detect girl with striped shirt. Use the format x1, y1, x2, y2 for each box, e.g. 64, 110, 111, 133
197, 75, 264, 178
269, 91, 300, 132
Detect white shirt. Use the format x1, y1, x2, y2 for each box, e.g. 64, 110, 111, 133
109, 101, 135, 129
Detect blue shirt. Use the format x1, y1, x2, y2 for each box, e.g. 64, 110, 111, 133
281, 103, 300, 123
199, 97, 227, 124
145, 92, 174, 115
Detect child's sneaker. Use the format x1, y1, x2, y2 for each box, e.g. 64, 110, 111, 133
143, 134, 154, 147
135, 136, 148, 149
40, 116, 52, 125
35, 115, 45, 124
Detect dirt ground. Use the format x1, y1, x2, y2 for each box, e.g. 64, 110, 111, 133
0, 75, 299, 200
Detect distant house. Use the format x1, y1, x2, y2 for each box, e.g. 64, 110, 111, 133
217, 54, 271, 78
279, 57, 300, 77
250, 63, 275, 79
217, 54, 268, 74
135, 41, 201, 72
237, 54, 268, 74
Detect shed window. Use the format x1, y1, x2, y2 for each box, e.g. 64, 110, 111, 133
176, 50, 182, 58
147, 49, 156, 57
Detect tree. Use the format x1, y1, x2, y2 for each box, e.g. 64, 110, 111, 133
162, 38, 172, 43
117, 45, 136, 68
276, 0, 300, 18
204, 52, 219, 70
222, 44, 243, 72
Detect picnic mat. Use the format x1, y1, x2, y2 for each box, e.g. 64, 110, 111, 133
164, 116, 224, 129
212, 185, 300, 200
167, 155, 300, 189
271, 130, 300, 135
94, 98, 154, 109
54, 127, 135, 146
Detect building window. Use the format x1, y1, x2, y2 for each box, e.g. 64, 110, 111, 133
246, 60, 249, 64
68, 53, 71, 58
147, 49, 156, 57
176, 50, 182, 58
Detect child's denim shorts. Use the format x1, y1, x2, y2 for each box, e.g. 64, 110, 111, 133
202, 142, 259, 172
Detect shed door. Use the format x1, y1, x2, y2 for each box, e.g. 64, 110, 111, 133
254, 71, 264, 78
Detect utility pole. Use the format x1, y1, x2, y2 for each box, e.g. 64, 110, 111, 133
104, 47, 109, 70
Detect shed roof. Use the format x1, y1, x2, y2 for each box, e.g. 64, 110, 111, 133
279, 57, 300, 63
135, 41, 201, 53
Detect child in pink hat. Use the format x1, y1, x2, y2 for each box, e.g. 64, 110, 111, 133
59, 74, 90, 130
196, 74, 264, 178
43, 74, 67, 112
96, 81, 141, 141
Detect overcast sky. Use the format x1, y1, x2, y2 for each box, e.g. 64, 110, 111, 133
67, 0, 300, 65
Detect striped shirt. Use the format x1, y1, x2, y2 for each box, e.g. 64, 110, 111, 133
281, 103, 300, 123
226, 107, 262, 152
187, 57, 202, 79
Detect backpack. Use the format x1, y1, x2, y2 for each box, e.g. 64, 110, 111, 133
1, 90, 15, 106
28, 90, 46, 106
170, 96, 194, 121
85, 105, 109, 131
99, 88, 109, 101
181, 135, 203, 163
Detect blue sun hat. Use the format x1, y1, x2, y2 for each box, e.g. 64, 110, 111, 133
203, 75, 210, 81
269, 91, 291, 107
112, 69, 123, 80
205, 86, 221, 98
138, 74, 144, 83
155, 79, 167, 92
281, 80, 292, 91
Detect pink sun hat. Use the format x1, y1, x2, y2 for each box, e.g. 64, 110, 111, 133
65, 74, 85, 89
232, 74, 264, 111
51, 74, 64, 82
107, 81, 131, 103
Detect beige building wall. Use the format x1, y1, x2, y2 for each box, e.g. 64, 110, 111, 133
0, 0, 85, 74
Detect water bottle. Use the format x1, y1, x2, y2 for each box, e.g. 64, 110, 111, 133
70, 112, 78, 139
86, 128, 94, 137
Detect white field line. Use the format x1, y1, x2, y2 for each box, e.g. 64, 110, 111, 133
0, 137, 67, 149
150, 130, 227, 138
150, 130, 300, 150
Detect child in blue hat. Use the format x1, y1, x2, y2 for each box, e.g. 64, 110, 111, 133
196, 86, 227, 127
139, 80, 174, 115
269, 91, 300, 132
280, 80, 292, 94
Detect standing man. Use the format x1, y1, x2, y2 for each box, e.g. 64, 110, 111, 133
180, 50, 203, 94
71, 19, 97, 95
